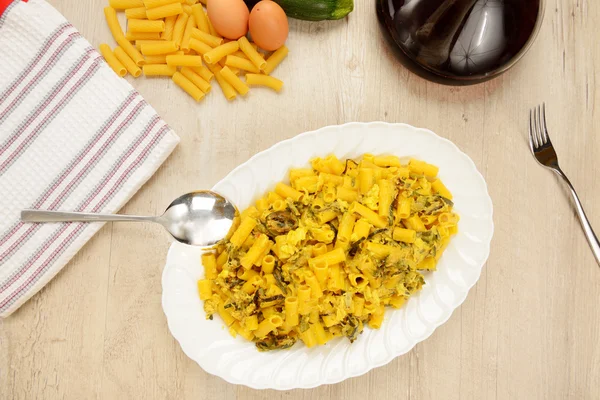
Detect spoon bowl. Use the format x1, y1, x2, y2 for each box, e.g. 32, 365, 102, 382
21, 190, 238, 248
160, 191, 237, 247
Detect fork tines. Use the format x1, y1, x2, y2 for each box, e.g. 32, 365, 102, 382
529, 103, 551, 150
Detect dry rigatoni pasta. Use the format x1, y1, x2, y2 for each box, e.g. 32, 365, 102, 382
114, 46, 142, 77
143, 64, 176, 76
128, 19, 165, 33
146, 2, 183, 19
245, 74, 283, 92
99, 44, 127, 77
180, 67, 211, 92
172, 71, 204, 101
100, 0, 288, 102
220, 66, 249, 95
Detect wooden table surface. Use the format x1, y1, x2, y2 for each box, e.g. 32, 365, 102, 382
2, 1, 600, 399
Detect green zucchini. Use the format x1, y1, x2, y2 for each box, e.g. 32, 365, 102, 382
246, 0, 354, 21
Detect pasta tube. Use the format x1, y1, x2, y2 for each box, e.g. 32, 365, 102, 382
190, 28, 223, 47
114, 46, 142, 77
285, 297, 299, 327
197, 279, 212, 300
253, 315, 283, 339
180, 15, 197, 51
172, 72, 205, 101
128, 19, 166, 33
240, 234, 270, 269
191, 64, 213, 81
104, 7, 126, 41
173, 12, 189, 47
99, 44, 127, 77
142, 64, 177, 76
141, 41, 178, 55
192, 4, 209, 33
125, 7, 147, 19
146, 3, 183, 20
392, 227, 417, 244
126, 31, 160, 41
220, 66, 249, 95
225, 55, 260, 73
109, 0, 144, 9
229, 217, 256, 247
144, 0, 181, 8
245, 74, 283, 92
238, 36, 266, 70
204, 41, 239, 64
350, 202, 387, 228
166, 55, 203, 67
206, 63, 236, 100
161, 15, 178, 40
180, 67, 211, 93
263, 45, 288, 75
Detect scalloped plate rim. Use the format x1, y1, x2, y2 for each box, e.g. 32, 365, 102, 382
161, 122, 494, 390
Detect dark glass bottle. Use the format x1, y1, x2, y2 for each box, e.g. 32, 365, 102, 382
377, 0, 544, 85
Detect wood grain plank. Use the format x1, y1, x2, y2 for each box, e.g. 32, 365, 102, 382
3, 0, 599, 399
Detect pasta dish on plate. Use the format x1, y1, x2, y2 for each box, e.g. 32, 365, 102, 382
198, 154, 459, 351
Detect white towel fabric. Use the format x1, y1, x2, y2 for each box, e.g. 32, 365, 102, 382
0, 0, 179, 317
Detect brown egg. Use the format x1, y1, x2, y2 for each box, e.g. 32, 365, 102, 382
207, 0, 249, 40
249, 1, 289, 51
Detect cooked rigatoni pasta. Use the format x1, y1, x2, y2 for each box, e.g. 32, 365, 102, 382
200, 154, 458, 351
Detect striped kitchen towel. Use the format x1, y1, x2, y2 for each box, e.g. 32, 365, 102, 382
0, 0, 179, 317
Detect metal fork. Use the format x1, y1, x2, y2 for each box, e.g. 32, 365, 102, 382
529, 104, 600, 266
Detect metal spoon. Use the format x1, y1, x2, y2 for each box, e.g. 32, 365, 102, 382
21, 191, 237, 248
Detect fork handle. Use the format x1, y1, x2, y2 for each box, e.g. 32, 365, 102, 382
555, 170, 600, 266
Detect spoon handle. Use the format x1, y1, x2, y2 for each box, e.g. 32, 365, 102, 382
21, 210, 156, 223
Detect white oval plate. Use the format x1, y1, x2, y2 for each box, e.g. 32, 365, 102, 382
161, 122, 494, 390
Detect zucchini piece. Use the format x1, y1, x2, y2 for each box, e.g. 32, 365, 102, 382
245, 0, 354, 21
